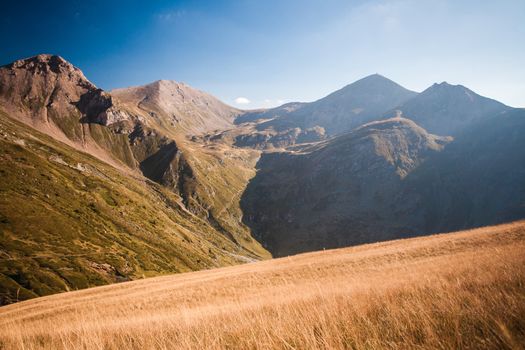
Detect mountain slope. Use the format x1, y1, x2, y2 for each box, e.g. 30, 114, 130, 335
241, 108, 525, 257
1, 221, 523, 349
386, 82, 510, 135
112, 80, 240, 136
241, 118, 450, 256
407, 108, 525, 232
0, 111, 269, 305
0, 54, 268, 256
243, 74, 417, 137
0, 55, 271, 305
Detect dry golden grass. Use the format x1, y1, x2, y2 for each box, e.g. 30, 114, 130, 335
1, 221, 524, 349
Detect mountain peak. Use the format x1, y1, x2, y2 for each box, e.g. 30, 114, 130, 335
111, 79, 239, 135
121, 79, 216, 105
419, 81, 486, 102
390, 81, 510, 135
4, 54, 83, 77
344, 73, 401, 89
361, 73, 389, 80
427, 81, 472, 93
151, 79, 187, 89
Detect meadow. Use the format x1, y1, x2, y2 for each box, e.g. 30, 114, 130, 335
0, 221, 524, 349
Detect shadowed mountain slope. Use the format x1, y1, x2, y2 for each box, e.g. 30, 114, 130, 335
241, 118, 451, 256
406, 108, 525, 232
241, 110, 525, 257
385, 82, 510, 136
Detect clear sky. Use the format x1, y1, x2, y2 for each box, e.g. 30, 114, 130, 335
2, 0, 524, 108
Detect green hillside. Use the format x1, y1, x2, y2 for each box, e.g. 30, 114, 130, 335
0, 111, 267, 304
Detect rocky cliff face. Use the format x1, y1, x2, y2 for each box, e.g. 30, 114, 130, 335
0, 54, 135, 130
0, 54, 141, 169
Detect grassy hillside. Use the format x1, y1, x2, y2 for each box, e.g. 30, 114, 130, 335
0, 54, 270, 268
0, 111, 268, 305
1, 221, 523, 349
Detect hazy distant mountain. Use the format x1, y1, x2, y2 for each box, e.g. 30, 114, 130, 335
234, 102, 307, 124
241, 74, 417, 136
385, 82, 510, 136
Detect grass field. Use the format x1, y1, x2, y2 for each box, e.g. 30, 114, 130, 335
0, 221, 524, 349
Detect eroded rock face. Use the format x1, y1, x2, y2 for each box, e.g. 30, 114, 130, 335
0, 54, 135, 129
76, 89, 113, 121
234, 126, 326, 149
0, 55, 93, 125
76, 89, 133, 125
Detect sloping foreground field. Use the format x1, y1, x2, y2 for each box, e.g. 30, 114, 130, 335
1, 222, 524, 349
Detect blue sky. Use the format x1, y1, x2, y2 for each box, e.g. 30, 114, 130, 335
2, 0, 524, 108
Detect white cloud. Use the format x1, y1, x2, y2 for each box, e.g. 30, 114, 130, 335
157, 10, 186, 22
234, 97, 251, 105
260, 99, 288, 108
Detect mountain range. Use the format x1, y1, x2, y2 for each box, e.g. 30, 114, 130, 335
0, 54, 523, 303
